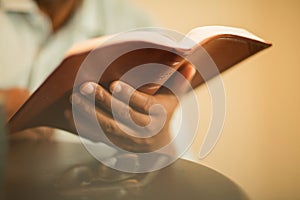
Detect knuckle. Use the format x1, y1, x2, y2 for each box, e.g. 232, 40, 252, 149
102, 121, 115, 134
124, 84, 134, 96
133, 137, 152, 149
116, 105, 131, 121
95, 87, 104, 101
143, 97, 154, 112
130, 91, 139, 103
83, 102, 91, 114
140, 138, 153, 150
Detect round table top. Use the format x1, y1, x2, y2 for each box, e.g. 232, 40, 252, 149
3, 141, 247, 200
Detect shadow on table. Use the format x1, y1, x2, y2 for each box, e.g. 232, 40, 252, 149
4, 141, 248, 200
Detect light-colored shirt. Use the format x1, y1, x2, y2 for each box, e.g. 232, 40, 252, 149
0, 0, 156, 145
0, 0, 197, 162
0, 0, 153, 92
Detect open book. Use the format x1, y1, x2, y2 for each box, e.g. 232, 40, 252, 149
7, 26, 271, 135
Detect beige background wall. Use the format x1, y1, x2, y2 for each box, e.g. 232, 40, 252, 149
129, 0, 300, 199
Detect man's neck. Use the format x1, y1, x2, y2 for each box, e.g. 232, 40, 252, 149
34, 0, 82, 32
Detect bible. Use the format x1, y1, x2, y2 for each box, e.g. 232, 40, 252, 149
7, 26, 271, 135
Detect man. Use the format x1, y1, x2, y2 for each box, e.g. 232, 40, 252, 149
0, 0, 195, 151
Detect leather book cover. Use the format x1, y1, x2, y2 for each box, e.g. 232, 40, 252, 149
7, 27, 271, 135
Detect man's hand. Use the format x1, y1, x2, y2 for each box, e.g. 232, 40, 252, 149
0, 88, 54, 141
68, 63, 195, 152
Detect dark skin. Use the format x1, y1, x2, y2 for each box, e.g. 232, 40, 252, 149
34, 0, 82, 32
68, 64, 195, 152
4, 0, 196, 152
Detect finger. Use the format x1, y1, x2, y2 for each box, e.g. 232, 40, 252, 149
66, 108, 142, 151
8, 127, 53, 142
64, 108, 106, 141
71, 92, 122, 137
76, 89, 168, 145
178, 62, 196, 82
80, 82, 111, 112
110, 81, 157, 115
80, 82, 151, 126
71, 93, 158, 152
71, 93, 151, 146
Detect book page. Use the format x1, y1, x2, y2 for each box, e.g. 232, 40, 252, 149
185, 26, 266, 45
65, 26, 268, 61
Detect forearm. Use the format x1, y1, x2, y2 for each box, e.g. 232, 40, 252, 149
0, 88, 30, 121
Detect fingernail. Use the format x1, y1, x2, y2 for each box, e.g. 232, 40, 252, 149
112, 82, 122, 93
71, 94, 81, 105
80, 83, 95, 95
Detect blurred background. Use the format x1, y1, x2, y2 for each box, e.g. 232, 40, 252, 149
129, 0, 300, 199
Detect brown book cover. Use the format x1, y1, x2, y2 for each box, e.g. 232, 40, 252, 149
7, 26, 271, 135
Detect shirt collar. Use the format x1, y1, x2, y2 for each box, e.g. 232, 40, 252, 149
0, 0, 105, 37
0, 0, 38, 13
72, 0, 105, 37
